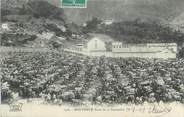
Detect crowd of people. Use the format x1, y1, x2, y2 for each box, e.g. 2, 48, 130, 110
1, 51, 184, 105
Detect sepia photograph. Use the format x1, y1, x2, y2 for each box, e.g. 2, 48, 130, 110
0, 0, 184, 117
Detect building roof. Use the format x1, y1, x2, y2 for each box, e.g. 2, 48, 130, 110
87, 33, 114, 43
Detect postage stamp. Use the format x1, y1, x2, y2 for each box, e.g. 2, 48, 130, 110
60, 0, 87, 8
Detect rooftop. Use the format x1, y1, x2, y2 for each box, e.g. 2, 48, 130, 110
87, 33, 114, 43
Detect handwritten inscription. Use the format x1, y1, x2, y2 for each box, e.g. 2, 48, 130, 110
150, 105, 172, 114
64, 104, 172, 115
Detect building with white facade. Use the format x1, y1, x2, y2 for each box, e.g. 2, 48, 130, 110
112, 42, 177, 58
84, 34, 113, 52
101, 20, 114, 25
65, 34, 177, 59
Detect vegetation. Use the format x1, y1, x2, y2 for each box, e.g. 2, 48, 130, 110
1, 0, 70, 48
1, 33, 37, 46
83, 18, 184, 57
83, 17, 102, 33
83, 18, 184, 46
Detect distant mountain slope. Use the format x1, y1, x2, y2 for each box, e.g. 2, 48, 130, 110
1, 0, 69, 47
1, 0, 66, 20
83, 18, 184, 46
64, 0, 184, 24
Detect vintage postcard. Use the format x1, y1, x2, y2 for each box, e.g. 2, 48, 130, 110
1, 0, 184, 117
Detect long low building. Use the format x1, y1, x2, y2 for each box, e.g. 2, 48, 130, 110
65, 34, 177, 59
112, 42, 177, 58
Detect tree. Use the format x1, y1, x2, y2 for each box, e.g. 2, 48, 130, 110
84, 17, 102, 32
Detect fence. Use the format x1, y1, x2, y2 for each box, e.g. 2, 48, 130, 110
0, 47, 177, 59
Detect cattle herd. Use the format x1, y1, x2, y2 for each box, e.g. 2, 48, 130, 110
1, 51, 184, 105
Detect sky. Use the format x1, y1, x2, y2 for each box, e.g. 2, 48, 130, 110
43, 0, 184, 24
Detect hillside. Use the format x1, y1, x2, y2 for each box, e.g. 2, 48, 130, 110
64, 0, 184, 24
1, 0, 67, 23
1, 0, 184, 57
1, 0, 71, 48
83, 18, 184, 46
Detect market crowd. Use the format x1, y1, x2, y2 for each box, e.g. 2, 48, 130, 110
1, 51, 184, 105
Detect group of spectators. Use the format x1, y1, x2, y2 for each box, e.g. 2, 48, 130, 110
1, 51, 184, 105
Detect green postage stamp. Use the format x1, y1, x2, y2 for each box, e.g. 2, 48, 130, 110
61, 0, 87, 8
